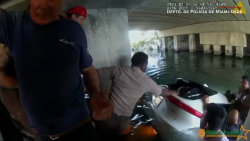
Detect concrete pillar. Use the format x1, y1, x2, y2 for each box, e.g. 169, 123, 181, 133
162, 37, 167, 51
174, 35, 181, 52
203, 44, 211, 54
84, 8, 131, 93
189, 34, 196, 52
236, 46, 244, 58
225, 45, 233, 56
213, 45, 221, 55
84, 9, 131, 68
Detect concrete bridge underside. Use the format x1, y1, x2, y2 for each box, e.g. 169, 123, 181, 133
1, 0, 250, 60
2, 0, 250, 30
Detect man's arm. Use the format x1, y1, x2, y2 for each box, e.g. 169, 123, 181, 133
0, 9, 19, 88
160, 89, 178, 96
0, 88, 32, 133
77, 26, 113, 120
82, 66, 100, 93
76, 25, 100, 94
147, 77, 177, 97
202, 95, 209, 111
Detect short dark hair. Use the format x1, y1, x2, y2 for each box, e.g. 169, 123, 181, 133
131, 52, 148, 66
66, 13, 81, 18
205, 103, 227, 131
241, 75, 250, 82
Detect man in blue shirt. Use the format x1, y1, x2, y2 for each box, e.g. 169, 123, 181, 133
0, 0, 113, 140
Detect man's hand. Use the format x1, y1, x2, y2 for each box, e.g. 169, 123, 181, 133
90, 91, 114, 120
202, 95, 209, 104
0, 71, 18, 89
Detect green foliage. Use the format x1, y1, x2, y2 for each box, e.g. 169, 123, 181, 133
131, 31, 161, 50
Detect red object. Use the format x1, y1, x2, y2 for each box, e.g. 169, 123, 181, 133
65, 6, 87, 19
167, 95, 203, 118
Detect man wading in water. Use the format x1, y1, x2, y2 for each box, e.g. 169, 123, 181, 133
0, 0, 113, 140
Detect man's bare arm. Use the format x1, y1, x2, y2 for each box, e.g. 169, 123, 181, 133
160, 89, 178, 97
82, 65, 100, 94
0, 88, 32, 132
202, 95, 209, 111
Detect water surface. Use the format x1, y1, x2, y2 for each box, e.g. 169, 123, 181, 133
143, 50, 250, 93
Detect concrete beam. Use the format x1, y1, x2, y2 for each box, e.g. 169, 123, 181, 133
200, 32, 246, 47
236, 47, 244, 58
159, 21, 250, 37
189, 34, 196, 52
213, 45, 221, 55
225, 46, 233, 56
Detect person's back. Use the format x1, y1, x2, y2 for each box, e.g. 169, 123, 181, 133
103, 66, 160, 116
97, 52, 177, 136
222, 109, 240, 132
98, 52, 164, 117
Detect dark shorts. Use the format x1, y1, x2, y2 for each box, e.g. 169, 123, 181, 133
39, 122, 99, 141
96, 113, 131, 135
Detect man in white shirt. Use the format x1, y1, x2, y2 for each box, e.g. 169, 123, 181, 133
97, 52, 177, 137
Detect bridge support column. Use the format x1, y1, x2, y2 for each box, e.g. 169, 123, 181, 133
189, 34, 196, 52
162, 37, 167, 51
84, 8, 131, 93
213, 45, 221, 55
236, 46, 244, 58
204, 44, 211, 54
174, 35, 181, 52
225, 46, 233, 56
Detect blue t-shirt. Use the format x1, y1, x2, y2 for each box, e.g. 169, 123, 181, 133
0, 10, 92, 135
